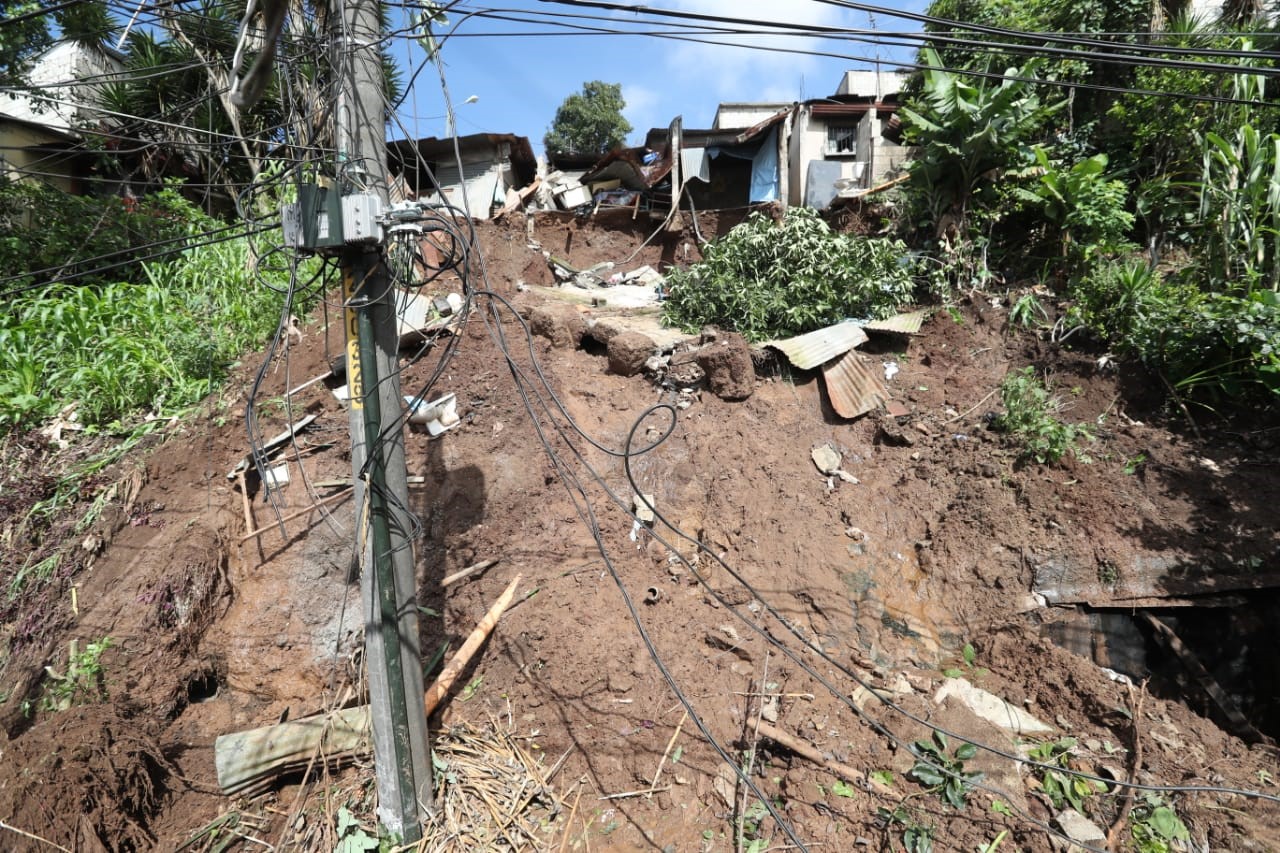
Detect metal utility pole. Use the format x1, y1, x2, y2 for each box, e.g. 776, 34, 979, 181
334, 0, 432, 840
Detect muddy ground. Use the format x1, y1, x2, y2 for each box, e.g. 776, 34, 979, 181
1, 208, 1278, 852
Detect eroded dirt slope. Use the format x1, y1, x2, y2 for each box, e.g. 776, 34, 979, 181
0, 210, 1278, 851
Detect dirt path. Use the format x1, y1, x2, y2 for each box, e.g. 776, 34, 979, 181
1, 212, 1278, 851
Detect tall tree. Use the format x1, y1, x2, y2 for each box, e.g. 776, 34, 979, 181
544, 80, 631, 158
97, 0, 401, 207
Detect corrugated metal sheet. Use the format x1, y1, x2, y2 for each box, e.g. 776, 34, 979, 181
863, 309, 928, 335
767, 321, 868, 370
822, 349, 888, 419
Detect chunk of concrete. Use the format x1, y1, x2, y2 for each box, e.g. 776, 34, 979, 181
695, 332, 754, 400
933, 677, 1053, 735
607, 331, 657, 376
529, 304, 587, 348
1054, 809, 1106, 846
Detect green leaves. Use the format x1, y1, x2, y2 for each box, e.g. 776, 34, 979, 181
662, 208, 916, 342
907, 730, 985, 810
993, 368, 1094, 465
0, 190, 314, 430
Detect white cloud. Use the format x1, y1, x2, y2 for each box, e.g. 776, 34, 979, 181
621, 82, 662, 141
645, 0, 872, 104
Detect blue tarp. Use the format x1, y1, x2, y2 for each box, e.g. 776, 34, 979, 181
707, 126, 780, 203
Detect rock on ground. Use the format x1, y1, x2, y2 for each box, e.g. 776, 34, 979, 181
696, 332, 755, 400
607, 331, 657, 376
529, 304, 587, 348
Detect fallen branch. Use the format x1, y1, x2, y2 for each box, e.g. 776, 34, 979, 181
1106, 681, 1146, 849
442, 558, 499, 587
214, 575, 522, 795
756, 721, 898, 799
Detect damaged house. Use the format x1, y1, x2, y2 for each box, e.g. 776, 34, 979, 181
559, 70, 910, 217
387, 132, 537, 220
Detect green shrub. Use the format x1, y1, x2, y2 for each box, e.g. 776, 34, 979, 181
0, 180, 213, 290
1069, 260, 1280, 401
994, 367, 1093, 464
662, 208, 916, 342
0, 236, 312, 430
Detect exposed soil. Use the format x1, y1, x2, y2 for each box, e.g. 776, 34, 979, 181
1, 208, 1279, 852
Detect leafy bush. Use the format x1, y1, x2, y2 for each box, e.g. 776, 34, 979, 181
1069, 260, 1280, 401
0, 180, 214, 291
1016, 148, 1134, 271
994, 367, 1093, 464
0, 236, 311, 429
662, 208, 916, 342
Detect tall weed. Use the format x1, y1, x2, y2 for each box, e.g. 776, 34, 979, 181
0, 237, 310, 429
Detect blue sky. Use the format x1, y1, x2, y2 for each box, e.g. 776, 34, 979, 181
390, 0, 930, 153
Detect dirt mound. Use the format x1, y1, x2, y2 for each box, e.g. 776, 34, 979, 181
0, 703, 172, 851
1, 211, 1278, 851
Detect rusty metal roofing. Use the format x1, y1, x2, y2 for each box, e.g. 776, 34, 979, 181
766, 321, 868, 370
644, 107, 791, 151
863, 309, 928, 336
823, 349, 889, 419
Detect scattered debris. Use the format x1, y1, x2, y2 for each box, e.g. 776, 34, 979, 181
607, 331, 658, 377
632, 493, 656, 524
768, 321, 869, 371
824, 350, 890, 419
863, 309, 928, 336
404, 392, 461, 436
811, 444, 842, 475
1054, 809, 1106, 846
39, 402, 83, 449
705, 624, 752, 661
264, 463, 289, 489
226, 414, 318, 480
529, 304, 588, 349
214, 576, 522, 795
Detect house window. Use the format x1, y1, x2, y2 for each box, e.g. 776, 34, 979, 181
826, 125, 857, 154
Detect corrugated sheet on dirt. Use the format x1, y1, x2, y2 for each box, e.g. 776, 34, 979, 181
822, 349, 889, 418
767, 321, 868, 370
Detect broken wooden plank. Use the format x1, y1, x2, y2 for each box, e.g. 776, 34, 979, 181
238, 487, 353, 543
1032, 553, 1280, 606
226, 415, 318, 480
213, 575, 522, 795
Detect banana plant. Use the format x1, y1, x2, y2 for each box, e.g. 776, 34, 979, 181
900, 47, 1062, 237
1197, 124, 1280, 293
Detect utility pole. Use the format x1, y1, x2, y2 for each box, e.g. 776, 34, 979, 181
334, 0, 432, 841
